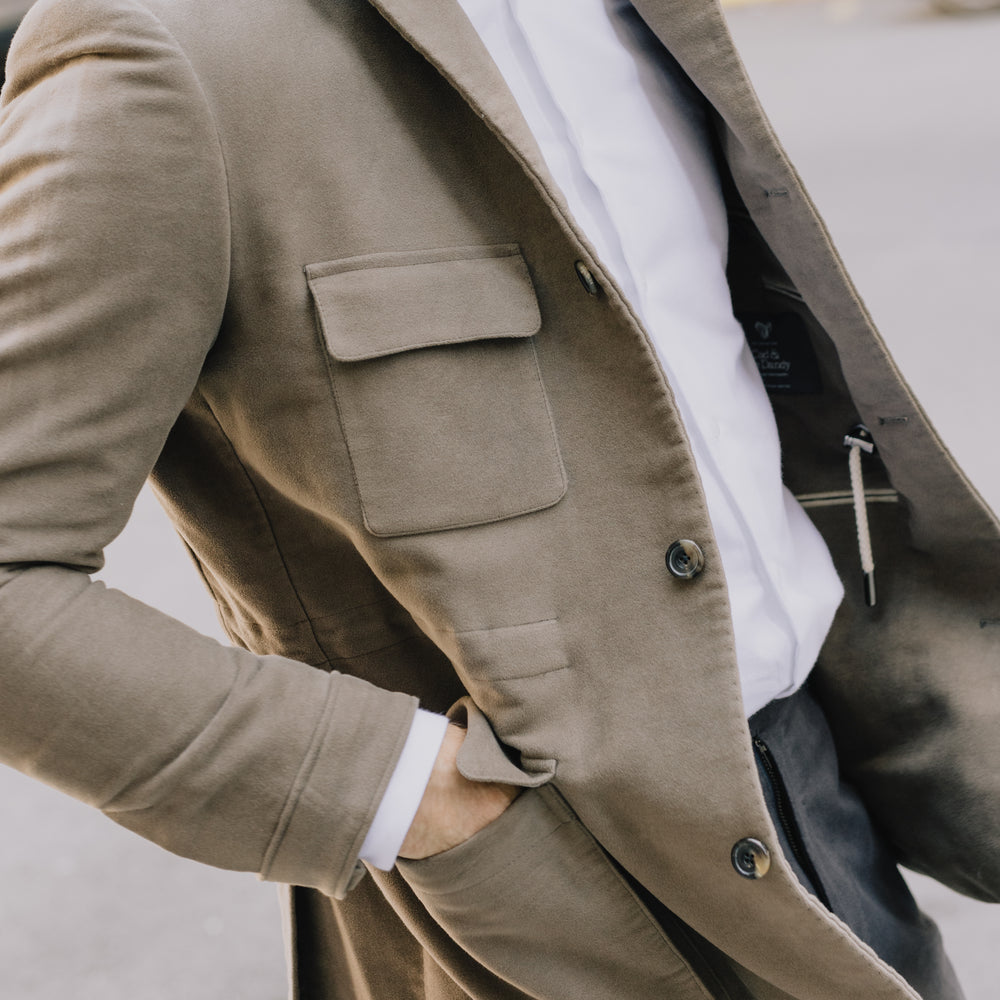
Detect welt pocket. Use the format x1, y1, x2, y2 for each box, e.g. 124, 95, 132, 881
306, 245, 567, 537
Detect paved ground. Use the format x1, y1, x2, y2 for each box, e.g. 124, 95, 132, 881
2, 0, 999, 996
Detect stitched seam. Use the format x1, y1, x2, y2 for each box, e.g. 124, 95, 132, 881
315, 634, 426, 666
311, 592, 412, 618
792, 888, 922, 999
226, 593, 411, 636
233, 634, 422, 672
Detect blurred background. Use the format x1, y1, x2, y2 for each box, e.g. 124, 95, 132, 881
2, 0, 1000, 995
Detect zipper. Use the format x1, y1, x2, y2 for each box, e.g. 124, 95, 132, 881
752, 736, 832, 911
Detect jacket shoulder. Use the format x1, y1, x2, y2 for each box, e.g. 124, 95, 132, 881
6, 0, 185, 90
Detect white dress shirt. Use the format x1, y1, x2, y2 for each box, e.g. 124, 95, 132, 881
360, 0, 844, 870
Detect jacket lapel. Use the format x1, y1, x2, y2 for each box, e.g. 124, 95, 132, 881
368, 0, 767, 156
367, 0, 759, 141
629, 0, 777, 148
364, 0, 557, 190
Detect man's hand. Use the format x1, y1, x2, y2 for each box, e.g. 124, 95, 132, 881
398, 723, 521, 860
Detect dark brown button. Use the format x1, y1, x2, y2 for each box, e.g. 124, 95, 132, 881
665, 540, 705, 580
574, 260, 601, 296
732, 838, 770, 879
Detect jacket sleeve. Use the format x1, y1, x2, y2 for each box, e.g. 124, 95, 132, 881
0, 0, 417, 899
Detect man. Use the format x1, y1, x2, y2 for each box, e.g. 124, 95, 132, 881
1, 0, 998, 998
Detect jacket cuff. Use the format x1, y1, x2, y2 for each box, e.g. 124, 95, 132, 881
260, 671, 417, 898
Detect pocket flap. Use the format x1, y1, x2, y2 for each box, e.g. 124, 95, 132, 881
306, 245, 542, 362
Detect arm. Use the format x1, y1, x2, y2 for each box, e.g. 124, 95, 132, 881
0, 0, 415, 899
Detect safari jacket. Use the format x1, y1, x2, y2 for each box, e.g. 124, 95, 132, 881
1, 0, 998, 997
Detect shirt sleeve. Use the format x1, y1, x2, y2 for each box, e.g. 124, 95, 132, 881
359, 709, 451, 870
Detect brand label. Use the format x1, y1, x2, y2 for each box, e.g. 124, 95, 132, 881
740, 312, 822, 394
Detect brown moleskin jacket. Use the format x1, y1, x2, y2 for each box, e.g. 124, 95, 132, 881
1, 0, 998, 997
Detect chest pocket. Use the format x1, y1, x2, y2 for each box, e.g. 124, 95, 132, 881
307, 245, 566, 537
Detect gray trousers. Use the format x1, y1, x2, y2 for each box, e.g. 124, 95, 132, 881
748, 686, 965, 1000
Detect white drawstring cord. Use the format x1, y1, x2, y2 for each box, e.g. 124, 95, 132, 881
843, 426, 877, 607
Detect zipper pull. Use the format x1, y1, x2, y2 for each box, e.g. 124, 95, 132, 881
843, 425, 877, 607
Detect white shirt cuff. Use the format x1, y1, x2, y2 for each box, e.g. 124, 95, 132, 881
358, 708, 450, 871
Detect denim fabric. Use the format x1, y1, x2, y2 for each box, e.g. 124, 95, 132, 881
750, 688, 965, 1000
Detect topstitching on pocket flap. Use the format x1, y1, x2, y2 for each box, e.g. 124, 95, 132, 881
306, 244, 542, 362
